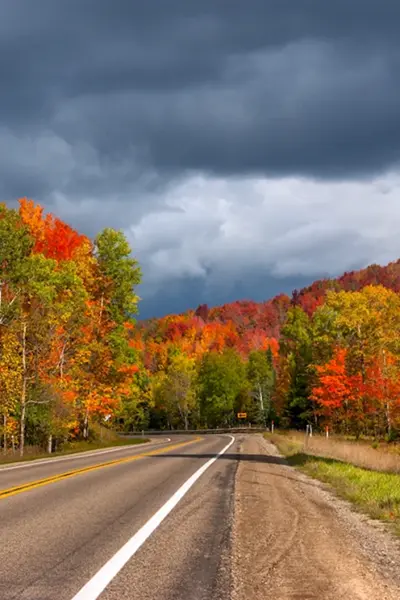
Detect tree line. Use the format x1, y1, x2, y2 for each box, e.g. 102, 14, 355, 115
2, 199, 400, 454
130, 275, 400, 440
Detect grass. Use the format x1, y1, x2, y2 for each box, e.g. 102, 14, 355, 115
268, 430, 400, 473
0, 433, 149, 465
267, 431, 400, 534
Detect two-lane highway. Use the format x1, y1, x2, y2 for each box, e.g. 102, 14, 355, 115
0, 435, 238, 600
0, 436, 187, 497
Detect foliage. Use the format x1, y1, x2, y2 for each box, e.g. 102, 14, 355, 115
3, 197, 400, 446
0, 199, 141, 455
198, 349, 247, 427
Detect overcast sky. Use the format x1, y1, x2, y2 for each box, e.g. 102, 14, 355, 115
2, 1, 400, 318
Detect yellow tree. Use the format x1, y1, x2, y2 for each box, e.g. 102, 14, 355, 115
0, 330, 22, 453
154, 353, 198, 430
312, 285, 400, 436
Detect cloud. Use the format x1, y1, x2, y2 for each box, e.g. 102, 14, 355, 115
1, 1, 400, 315
2, 0, 400, 181
129, 171, 400, 315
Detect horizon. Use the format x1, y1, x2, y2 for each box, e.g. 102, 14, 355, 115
136, 256, 400, 320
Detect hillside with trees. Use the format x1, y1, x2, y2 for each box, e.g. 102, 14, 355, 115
2, 199, 400, 456
134, 258, 400, 438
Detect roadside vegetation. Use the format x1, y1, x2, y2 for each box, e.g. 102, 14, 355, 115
3, 199, 400, 458
0, 424, 148, 465
0, 199, 142, 457
268, 431, 400, 534
269, 430, 400, 473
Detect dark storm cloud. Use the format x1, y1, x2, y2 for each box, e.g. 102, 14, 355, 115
2, 1, 400, 316
1, 0, 400, 185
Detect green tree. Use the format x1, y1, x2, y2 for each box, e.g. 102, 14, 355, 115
198, 349, 246, 427
279, 307, 314, 428
155, 353, 198, 430
13, 254, 87, 455
94, 228, 141, 324
247, 348, 275, 426
0, 205, 33, 326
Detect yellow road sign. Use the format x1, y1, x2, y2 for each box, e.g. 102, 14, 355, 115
237, 412, 247, 419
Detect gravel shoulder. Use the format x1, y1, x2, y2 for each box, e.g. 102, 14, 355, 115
232, 434, 400, 600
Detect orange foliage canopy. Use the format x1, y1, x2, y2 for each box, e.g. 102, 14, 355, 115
311, 348, 363, 418
19, 197, 88, 261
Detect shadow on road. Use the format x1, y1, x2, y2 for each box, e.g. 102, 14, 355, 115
152, 452, 332, 488
149, 452, 325, 489
151, 452, 288, 466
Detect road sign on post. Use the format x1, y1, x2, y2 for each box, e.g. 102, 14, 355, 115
237, 412, 247, 419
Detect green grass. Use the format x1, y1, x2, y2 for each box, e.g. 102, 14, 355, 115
0, 435, 149, 465
267, 433, 400, 534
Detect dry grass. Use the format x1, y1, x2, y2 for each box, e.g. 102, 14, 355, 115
268, 431, 400, 474
267, 432, 400, 533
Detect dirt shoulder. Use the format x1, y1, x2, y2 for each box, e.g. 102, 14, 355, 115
232, 434, 400, 600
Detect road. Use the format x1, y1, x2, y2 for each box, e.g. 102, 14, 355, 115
0, 435, 237, 600
1, 433, 400, 600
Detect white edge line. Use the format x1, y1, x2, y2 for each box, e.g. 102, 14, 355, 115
71, 434, 235, 600
0, 438, 172, 472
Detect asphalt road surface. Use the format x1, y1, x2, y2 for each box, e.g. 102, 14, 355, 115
0, 435, 237, 600
2, 433, 400, 600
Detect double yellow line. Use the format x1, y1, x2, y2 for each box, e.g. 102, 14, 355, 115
0, 437, 202, 501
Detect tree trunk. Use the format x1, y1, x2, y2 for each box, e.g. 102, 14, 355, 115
258, 383, 266, 426
3, 413, 7, 455
83, 409, 89, 440
382, 350, 392, 438
19, 321, 27, 457
19, 399, 26, 457
47, 434, 53, 454
184, 412, 189, 431
386, 401, 392, 438
59, 342, 66, 379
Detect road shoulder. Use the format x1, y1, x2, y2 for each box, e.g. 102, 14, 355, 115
232, 434, 400, 600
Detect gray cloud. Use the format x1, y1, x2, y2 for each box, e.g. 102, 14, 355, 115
2, 1, 400, 179
130, 173, 400, 316
1, 1, 400, 315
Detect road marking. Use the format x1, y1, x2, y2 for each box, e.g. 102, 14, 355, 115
0, 437, 202, 500
71, 435, 235, 600
0, 438, 172, 472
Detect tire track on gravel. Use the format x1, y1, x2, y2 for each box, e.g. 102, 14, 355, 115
232, 434, 400, 600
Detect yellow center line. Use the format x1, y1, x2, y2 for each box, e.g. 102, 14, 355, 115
0, 437, 203, 500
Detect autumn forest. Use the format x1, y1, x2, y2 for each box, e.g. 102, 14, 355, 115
1, 200, 400, 456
